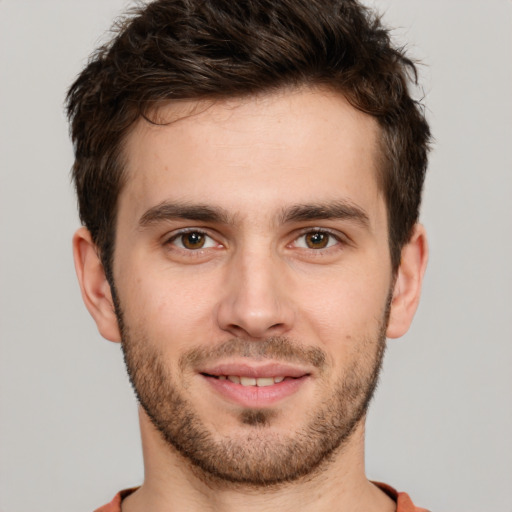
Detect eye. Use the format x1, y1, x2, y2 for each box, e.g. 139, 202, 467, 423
294, 230, 339, 250
169, 230, 218, 250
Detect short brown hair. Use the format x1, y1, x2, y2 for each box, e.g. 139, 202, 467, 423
67, 0, 431, 279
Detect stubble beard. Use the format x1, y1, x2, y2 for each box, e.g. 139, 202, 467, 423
115, 296, 389, 487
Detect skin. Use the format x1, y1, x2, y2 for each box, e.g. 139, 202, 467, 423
73, 87, 428, 512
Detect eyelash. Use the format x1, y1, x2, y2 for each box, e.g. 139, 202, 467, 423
165, 228, 220, 252
291, 228, 343, 251
164, 228, 345, 254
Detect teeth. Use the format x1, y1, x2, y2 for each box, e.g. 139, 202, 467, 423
240, 377, 257, 386
220, 376, 285, 386
256, 377, 274, 387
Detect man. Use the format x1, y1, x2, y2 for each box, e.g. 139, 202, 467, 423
67, 0, 430, 510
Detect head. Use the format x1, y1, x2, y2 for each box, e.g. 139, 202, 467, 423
69, 0, 430, 487
67, 0, 430, 283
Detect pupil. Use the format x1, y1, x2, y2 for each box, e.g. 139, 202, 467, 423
183, 232, 204, 249
307, 232, 328, 249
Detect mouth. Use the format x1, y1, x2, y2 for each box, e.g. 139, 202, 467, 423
202, 374, 290, 386
198, 363, 311, 407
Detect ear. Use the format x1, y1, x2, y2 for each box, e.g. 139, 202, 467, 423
386, 224, 429, 339
72, 227, 121, 342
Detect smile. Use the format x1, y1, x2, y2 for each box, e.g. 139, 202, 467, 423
206, 375, 287, 386
198, 364, 311, 408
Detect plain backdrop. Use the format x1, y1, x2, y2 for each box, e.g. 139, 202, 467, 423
1, 1, 511, 511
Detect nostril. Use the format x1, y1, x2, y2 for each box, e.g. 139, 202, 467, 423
215, 290, 295, 339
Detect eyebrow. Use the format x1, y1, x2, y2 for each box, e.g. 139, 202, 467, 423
139, 199, 370, 229
139, 202, 233, 227
279, 201, 371, 229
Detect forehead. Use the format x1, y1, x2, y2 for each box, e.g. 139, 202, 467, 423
119, 87, 384, 228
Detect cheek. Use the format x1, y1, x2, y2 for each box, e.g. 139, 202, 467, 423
118, 267, 220, 349
294, 266, 390, 347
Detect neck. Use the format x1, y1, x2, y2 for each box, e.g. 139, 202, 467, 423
122, 408, 395, 512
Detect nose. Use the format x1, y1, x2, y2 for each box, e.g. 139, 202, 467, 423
215, 248, 295, 339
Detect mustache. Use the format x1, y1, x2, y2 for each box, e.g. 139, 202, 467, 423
179, 337, 327, 371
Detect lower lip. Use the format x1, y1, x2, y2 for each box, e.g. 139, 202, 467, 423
203, 375, 308, 408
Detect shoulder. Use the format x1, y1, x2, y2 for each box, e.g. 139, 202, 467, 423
93, 488, 139, 512
373, 481, 431, 512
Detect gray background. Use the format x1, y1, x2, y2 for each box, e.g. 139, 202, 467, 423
1, 1, 511, 511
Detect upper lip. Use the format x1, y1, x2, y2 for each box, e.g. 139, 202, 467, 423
198, 362, 311, 379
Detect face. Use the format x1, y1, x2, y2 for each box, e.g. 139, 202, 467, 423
111, 88, 394, 485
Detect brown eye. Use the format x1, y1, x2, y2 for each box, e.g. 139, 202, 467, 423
180, 232, 206, 249
167, 230, 220, 255
305, 232, 329, 249
293, 230, 338, 250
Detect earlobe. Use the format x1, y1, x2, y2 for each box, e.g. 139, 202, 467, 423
72, 227, 121, 343
386, 224, 428, 339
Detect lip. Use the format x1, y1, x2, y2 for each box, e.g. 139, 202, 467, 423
199, 362, 310, 379
198, 362, 311, 408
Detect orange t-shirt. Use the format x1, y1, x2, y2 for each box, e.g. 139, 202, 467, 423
94, 483, 429, 511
